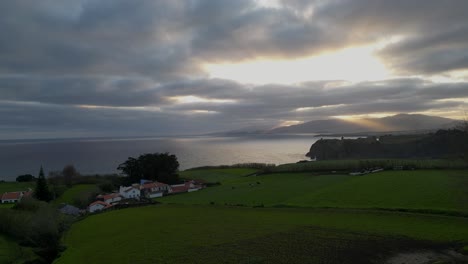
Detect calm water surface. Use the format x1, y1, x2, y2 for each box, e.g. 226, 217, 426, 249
0, 135, 324, 180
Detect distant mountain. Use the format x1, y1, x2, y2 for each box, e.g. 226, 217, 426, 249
268, 114, 459, 135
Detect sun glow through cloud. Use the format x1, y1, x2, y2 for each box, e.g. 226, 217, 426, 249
204, 45, 391, 84
169, 96, 236, 104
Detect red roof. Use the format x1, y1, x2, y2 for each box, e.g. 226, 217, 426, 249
1, 192, 22, 200
141, 182, 168, 190
171, 186, 189, 193
89, 201, 112, 208
102, 193, 121, 201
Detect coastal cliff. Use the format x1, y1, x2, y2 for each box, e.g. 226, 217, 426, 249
306, 129, 468, 160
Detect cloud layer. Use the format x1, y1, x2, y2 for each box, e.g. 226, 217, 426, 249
1, 0, 467, 138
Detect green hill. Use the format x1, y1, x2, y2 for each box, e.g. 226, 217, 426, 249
53, 184, 99, 206
0, 182, 34, 194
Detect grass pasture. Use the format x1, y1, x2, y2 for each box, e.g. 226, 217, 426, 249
162, 172, 350, 207
53, 184, 99, 205
0, 182, 34, 194
179, 167, 258, 183
162, 170, 468, 214
0, 235, 17, 264
0, 235, 36, 264
273, 159, 468, 173
56, 204, 468, 264
0, 203, 15, 209
54, 167, 468, 263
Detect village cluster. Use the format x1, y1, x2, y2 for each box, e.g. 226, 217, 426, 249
88, 180, 205, 213
1, 180, 205, 214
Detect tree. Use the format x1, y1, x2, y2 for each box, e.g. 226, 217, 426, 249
117, 153, 180, 184
62, 164, 79, 187
34, 166, 52, 202
16, 174, 36, 182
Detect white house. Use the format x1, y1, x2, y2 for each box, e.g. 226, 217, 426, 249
140, 182, 171, 198
1, 191, 23, 203
88, 201, 112, 213
119, 186, 141, 199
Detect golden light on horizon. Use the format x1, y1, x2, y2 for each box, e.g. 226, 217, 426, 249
169, 95, 236, 104
277, 120, 304, 127
333, 114, 396, 131
203, 45, 391, 85
332, 113, 397, 120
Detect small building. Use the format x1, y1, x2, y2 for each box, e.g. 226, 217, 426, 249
140, 182, 171, 198
1, 191, 23, 203
184, 180, 204, 192
88, 201, 112, 213
169, 184, 189, 194
170, 180, 204, 194
98, 193, 123, 204
119, 186, 141, 200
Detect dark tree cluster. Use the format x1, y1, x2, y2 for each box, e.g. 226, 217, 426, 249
117, 153, 180, 184
16, 174, 36, 182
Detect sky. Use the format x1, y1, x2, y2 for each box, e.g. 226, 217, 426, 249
1, 0, 468, 139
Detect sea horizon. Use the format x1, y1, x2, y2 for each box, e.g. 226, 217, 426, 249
0, 134, 326, 181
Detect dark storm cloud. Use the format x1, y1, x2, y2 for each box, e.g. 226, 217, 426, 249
2, 77, 467, 139
160, 78, 468, 120
2, 0, 468, 76
0, 0, 198, 80
0, 100, 231, 139
1, 0, 468, 138
0, 76, 165, 106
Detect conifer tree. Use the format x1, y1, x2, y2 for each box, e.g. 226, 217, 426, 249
34, 166, 52, 202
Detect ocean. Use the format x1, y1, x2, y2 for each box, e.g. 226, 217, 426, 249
0, 135, 326, 181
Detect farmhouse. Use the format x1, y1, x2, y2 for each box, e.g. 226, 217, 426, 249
88, 201, 113, 213
1, 191, 23, 203
98, 193, 123, 204
141, 182, 171, 198
119, 185, 141, 199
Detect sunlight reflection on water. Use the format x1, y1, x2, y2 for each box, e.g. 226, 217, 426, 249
0, 135, 326, 180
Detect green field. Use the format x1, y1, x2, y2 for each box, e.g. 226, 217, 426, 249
57, 168, 468, 263
180, 167, 258, 182
56, 204, 468, 264
0, 234, 36, 264
53, 184, 99, 205
273, 159, 468, 173
163, 172, 349, 207
0, 182, 34, 194
161, 170, 468, 213
0, 235, 16, 264
0, 203, 15, 209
